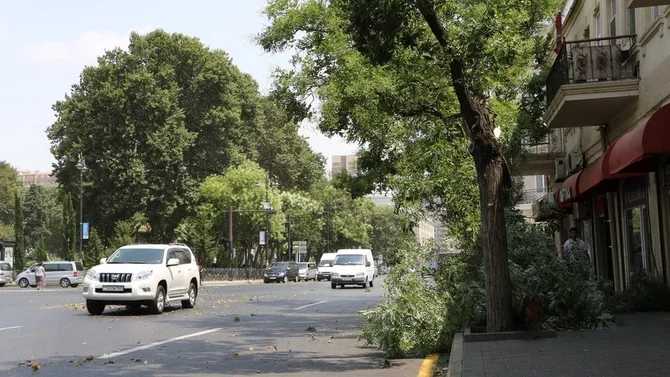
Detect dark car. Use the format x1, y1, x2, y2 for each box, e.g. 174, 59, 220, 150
263, 262, 299, 283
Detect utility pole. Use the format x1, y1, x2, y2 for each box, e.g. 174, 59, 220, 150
285, 214, 292, 261
265, 174, 270, 266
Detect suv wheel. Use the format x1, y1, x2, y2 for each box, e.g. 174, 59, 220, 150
369, 278, 374, 288
18, 278, 29, 288
331, 283, 336, 289
86, 300, 105, 315
294, 275, 299, 283
149, 285, 166, 314
283, 276, 288, 283
182, 282, 197, 309
60, 278, 71, 288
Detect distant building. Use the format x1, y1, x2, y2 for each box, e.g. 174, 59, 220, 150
18, 170, 58, 188
515, 175, 548, 223
331, 155, 358, 176
366, 192, 393, 207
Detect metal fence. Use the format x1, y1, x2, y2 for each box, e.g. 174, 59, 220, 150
521, 188, 550, 204
546, 35, 637, 105
200, 268, 265, 281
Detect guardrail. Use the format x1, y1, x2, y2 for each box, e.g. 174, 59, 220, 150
200, 268, 265, 281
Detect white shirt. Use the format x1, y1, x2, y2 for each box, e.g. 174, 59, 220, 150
563, 238, 587, 253
35, 266, 45, 277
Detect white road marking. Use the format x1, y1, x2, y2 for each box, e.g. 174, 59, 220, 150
98, 328, 222, 359
0, 326, 23, 331
293, 300, 327, 310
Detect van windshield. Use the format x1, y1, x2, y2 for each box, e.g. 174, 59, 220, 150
298, 263, 308, 269
334, 255, 364, 266
319, 260, 333, 267
269, 263, 287, 271
106, 248, 164, 264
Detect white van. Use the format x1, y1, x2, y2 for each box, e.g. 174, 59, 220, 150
330, 249, 375, 289
317, 253, 337, 281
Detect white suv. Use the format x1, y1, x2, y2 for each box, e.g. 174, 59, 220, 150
82, 244, 200, 315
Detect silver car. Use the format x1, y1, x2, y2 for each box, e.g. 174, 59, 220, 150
0, 262, 12, 287
298, 262, 318, 281
16, 261, 84, 288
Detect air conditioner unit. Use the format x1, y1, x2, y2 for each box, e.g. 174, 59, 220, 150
566, 149, 582, 173
554, 158, 567, 181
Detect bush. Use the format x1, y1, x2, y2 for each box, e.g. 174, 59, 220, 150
360, 218, 614, 358
608, 270, 670, 312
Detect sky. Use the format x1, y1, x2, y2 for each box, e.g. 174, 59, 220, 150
0, 0, 358, 172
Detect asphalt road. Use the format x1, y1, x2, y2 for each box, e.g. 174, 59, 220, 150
0, 278, 425, 377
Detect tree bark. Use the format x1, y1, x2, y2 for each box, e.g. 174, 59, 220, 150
416, 0, 514, 332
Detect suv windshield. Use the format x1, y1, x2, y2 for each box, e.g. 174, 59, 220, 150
334, 255, 364, 266
319, 260, 333, 267
268, 262, 287, 271
106, 248, 164, 264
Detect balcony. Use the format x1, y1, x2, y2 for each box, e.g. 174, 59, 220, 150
515, 134, 565, 176
545, 35, 639, 129
520, 187, 550, 205
629, 0, 670, 8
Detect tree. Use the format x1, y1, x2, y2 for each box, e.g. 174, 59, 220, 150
47, 30, 325, 243
36, 235, 48, 262
60, 194, 77, 261
84, 228, 105, 268
175, 205, 216, 266
369, 206, 417, 265
23, 184, 50, 250
109, 219, 136, 251
0, 162, 21, 239
259, 0, 559, 332
13, 191, 25, 272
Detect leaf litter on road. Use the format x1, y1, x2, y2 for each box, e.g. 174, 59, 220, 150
305, 326, 316, 332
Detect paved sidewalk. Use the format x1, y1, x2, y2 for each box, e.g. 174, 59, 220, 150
460, 312, 670, 377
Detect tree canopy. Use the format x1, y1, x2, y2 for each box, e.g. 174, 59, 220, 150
48, 30, 325, 242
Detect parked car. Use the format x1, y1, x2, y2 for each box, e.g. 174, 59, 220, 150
317, 253, 337, 281
263, 262, 299, 283
82, 243, 200, 315
298, 262, 318, 281
16, 261, 84, 288
0, 262, 12, 287
330, 249, 375, 289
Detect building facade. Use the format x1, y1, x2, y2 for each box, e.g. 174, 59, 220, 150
18, 170, 58, 188
525, 0, 670, 292
331, 155, 358, 176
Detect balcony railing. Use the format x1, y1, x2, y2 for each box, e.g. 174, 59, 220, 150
546, 35, 638, 105
521, 133, 564, 154
520, 187, 550, 204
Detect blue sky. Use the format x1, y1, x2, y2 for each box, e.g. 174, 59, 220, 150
0, 0, 357, 172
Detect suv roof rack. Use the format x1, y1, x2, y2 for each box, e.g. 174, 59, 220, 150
169, 242, 188, 246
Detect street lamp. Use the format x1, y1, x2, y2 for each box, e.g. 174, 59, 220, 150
256, 174, 272, 265
285, 215, 291, 261
75, 155, 88, 262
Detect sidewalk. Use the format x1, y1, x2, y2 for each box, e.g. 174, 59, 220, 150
450, 312, 670, 377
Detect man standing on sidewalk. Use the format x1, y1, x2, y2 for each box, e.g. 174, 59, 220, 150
563, 227, 591, 279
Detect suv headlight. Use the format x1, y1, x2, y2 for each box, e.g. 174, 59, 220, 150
332, 272, 339, 277
136, 269, 154, 281
278, 272, 285, 277
86, 269, 99, 281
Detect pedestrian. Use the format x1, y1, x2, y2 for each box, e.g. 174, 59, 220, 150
563, 227, 591, 279
35, 262, 46, 290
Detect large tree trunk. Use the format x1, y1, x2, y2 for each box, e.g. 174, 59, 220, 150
471, 137, 514, 332
416, 0, 514, 332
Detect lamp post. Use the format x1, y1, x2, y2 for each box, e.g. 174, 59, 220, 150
285, 215, 291, 261
75, 155, 88, 262
264, 174, 271, 265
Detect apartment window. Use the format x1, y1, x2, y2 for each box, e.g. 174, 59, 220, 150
652, 6, 660, 21
629, 8, 636, 35
534, 175, 546, 190
610, 0, 617, 37
595, 8, 602, 38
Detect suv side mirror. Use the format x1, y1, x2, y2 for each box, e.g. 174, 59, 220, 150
99, 258, 107, 264
366, 262, 371, 267
328, 263, 333, 267
167, 258, 180, 267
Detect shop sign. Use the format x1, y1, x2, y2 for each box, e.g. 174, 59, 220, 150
623, 178, 647, 209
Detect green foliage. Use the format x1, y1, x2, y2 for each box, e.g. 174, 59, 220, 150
608, 270, 670, 313
48, 30, 325, 243
0, 161, 21, 227
13, 191, 25, 272
84, 228, 105, 268
369, 206, 416, 264
175, 206, 216, 266
36, 235, 48, 262
60, 194, 77, 261
109, 219, 136, 251
23, 185, 50, 249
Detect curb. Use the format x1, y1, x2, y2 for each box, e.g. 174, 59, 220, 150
202, 280, 265, 287
463, 327, 556, 343
447, 333, 463, 377
418, 354, 439, 377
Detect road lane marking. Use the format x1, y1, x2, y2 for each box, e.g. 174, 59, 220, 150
98, 328, 222, 359
293, 300, 327, 310
0, 326, 23, 332
417, 353, 439, 377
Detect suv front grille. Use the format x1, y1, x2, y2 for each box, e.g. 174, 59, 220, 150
100, 273, 133, 283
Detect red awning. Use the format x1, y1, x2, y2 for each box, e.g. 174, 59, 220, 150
578, 156, 644, 195
557, 171, 581, 208
608, 103, 670, 174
